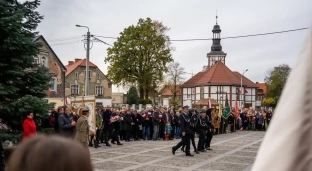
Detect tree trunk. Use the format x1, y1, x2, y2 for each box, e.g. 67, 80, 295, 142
145, 89, 149, 99
139, 88, 144, 99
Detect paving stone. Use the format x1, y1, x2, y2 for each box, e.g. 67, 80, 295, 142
212, 145, 239, 150
140, 150, 171, 157
155, 158, 199, 168
113, 148, 145, 154
231, 151, 257, 157
129, 165, 180, 171
91, 152, 123, 159
198, 162, 249, 171
216, 156, 256, 164
119, 155, 160, 163
93, 161, 135, 170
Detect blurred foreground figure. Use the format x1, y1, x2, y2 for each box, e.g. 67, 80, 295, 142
7, 135, 93, 171
252, 27, 312, 171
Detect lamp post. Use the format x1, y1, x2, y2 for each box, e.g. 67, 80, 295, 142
240, 69, 248, 109
76, 24, 90, 96
220, 94, 224, 134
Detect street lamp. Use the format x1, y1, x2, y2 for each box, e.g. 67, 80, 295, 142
76, 24, 91, 96
240, 69, 248, 109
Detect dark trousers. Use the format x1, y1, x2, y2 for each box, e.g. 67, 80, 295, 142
125, 130, 131, 141
257, 124, 262, 131
159, 125, 164, 139
95, 129, 102, 145
173, 133, 191, 155
112, 130, 120, 143
104, 129, 112, 144
205, 130, 213, 148
170, 125, 176, 139
197, 129, 206, 151
132, 125, 140, 140
120, 130, 125, 140
182, 131, 196, 151
100, 129, 105, 142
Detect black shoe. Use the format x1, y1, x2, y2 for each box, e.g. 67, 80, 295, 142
94, 145, 98, 148
181, 148, 185, 153
172, 147, 176, 155
111, 141, 116, 144
97, 145, 101, 148
200, 149, 207, 152
195, 150, 200, 154
186, 154, 194, 157
106, 144, 111, 147
117, 142, 123, 145
207, 147, 212, 150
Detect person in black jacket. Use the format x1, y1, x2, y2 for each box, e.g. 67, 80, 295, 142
132, 110, 142, 141
197, 110, 209, 152
205, 108, 214, 150
58, 106, 76, 138
172, 106, 193, 157
142, 109, 152, 140
0, 137, 5, 171
152, 108, 161, 141
182, 110, 199, 154
124, 109, 133, 141
111, 110, 123, 145
102, 106, 113, 146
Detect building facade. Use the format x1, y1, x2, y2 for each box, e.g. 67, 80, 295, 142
256, 82, 267, 102
181, 17, 258, 108
65, 58, 112, 108
112, 92, 126, 105
34, 35, 67, 107
159, 85, 182, 107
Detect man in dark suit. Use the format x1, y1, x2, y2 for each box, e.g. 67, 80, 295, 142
102, 105, 113, 147
172, 106, 193, 157
58, 106, 76, 138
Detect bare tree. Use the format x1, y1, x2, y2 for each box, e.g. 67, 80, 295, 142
166, 62, 186, 102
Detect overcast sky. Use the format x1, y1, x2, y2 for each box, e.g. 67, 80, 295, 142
29, 0, 312, 92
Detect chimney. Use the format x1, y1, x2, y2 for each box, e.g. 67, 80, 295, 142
68, 61, 74, 65
75, 58, 81, 63
256, 82, 259, 84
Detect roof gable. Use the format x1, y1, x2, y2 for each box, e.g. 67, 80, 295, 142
65, 58, 112, 83
181, 61, 257, 87
160, 85, 181, 96
34, 35, 67, 71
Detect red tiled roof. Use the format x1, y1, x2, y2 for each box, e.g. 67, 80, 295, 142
160, 85, 181, 96
65, 58, 112, 83
232, 72, 258, 87
181, 61, 257, 87
256, 82, 267, 94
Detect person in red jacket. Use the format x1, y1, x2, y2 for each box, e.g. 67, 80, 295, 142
23, 111, 37, 141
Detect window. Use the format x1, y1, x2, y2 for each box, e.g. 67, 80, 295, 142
97, 73, 100, 80
34, 57, 39, 64
95, 85, 103, 95
84, 70, 91, 78
70, 85, 79, 95
41, 57, 46, 66
49, 77, 57, 92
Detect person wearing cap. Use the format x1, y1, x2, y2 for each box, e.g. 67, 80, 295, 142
197, 110, 209, 152
74, 108, 90, 148
172, 106, 193, 157
181, 109, 199, 154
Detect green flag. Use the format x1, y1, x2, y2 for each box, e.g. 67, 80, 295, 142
222, 93, 231, 119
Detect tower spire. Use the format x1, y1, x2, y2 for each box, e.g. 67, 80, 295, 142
216, 10, 218, 24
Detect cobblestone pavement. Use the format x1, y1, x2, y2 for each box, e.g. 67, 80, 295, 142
90, 131, 265, 171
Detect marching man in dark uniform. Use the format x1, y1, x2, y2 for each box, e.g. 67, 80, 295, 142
197, 110, 208, 152
172, 106, 193, 157
181, 109, 199, 154
205, 108, 214, 150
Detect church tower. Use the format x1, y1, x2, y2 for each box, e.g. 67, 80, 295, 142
207, 14, 227, 69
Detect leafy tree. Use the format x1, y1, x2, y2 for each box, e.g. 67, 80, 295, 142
127, 86, 139, 105
104, 18, 173, 99
264, 64, 291, 103
262, 97, 276, 107
166, 62, 185, 102
0, 0, 54, 130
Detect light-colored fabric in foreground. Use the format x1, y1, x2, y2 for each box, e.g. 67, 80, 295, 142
252, 27, 312, 171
